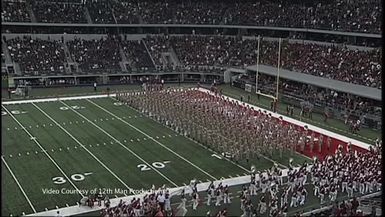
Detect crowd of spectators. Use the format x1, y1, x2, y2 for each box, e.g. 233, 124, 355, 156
1, 1, 31, 22
121, 40, 155, 70
85, 0, 115, 24
4, 35, 381, 89
6, 36, 65, 73
146, 35, 381, 88
31, 0, 87, 23
3, 0, 381, 33
66, 36, 121, 71
143, 35, 173, 66
109, 0, 139, 24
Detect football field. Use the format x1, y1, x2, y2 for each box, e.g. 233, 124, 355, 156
2, 94, 312, 216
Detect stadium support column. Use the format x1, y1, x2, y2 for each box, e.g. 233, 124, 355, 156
255, 35, 261, 94
275, 38, 282, 112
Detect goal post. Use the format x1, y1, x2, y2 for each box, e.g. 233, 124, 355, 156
254, 36, 282, 105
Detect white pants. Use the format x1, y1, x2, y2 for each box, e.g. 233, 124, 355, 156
215, 196, 221, 206
300, 195, 306, 206
207, 195, 212, 206
342, 182, 347, 192
290, 197, 297, 207
249, 185, 257, 195
360, 183, 365, 194
192, 199, 198, 210
320, 194, 325, 204
223, 193, 231, 204
314, 186, 319, 196
347, 187, 353, 197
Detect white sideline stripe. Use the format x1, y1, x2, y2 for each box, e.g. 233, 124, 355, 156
87, 99, 218, 180
59, 100, 178, 187
2, 105, 85, 198
197, 88, 372, 149
32, 103, 136, 194
2, 156, 37, 213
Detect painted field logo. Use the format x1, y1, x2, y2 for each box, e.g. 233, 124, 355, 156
1, 110, 27, 116
60, 105, 85, 110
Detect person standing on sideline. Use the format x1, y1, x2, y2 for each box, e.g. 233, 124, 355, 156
93, 82, 97, 92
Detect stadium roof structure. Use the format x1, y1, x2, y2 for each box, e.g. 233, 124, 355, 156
246, 65, 381, 101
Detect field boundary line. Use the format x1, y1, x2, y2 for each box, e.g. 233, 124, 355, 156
32, 102, 136, 194
87, 99, 218, 180
59, 100, 179, 187
2, 105, 85, 198
2, 156, 37, 213
110, 97, 250, 173
197, 88, 373, 150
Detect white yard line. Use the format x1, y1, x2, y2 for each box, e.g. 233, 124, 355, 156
32, 103, 137, 194
2, 156, 37, 213
2, 105, 85, 198
59, 100, 178, 187
87, 99, 218, 180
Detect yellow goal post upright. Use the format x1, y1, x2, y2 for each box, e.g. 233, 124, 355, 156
254, 36, 282, 111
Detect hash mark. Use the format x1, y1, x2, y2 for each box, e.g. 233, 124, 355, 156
59, 148, 62, 151
206, 179, 211, 182
96, 144, 99, 146
6, 128, 9, 130
137, 139, 140, 141
51, 149, 54, 152
35, 151, 38, 154
103, 143, 106, 145
143, 138, 147, 140
168, 135, 172, 137
89, 145, 92, 147
162, 135, 166, 138
18, 153, 21, 157
111, 118, 114, 120
74, 146, 77, 149
42, 124, 45, 127
243, 173, 248, 176
50, 124, 53, 126
14, 127, 17, 130
26, 152, 29, 155
236, 174, 240, 177
9, 155, 12, 158
110, 141, 113, 144
36, 125, 39, 128
45, 208, 48, 211
66, 204, 69, 207
183, 183, 187, 186
228, 175, 233, 178
69, 122, 72, 124
124, 140, 127, 142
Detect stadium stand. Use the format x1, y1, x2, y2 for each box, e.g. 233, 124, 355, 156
121, 40, 155, 71
85, 0, 116, 24
3, 0, 381, 34
31, 0, 88, 23
66, 36, 121, 72
6, 36, 65, 75
1, 0, 31, 22
3, 35, 381, 88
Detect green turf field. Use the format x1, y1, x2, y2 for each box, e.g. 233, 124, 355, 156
2, 94, 312, 216
2, 84, 379, 216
